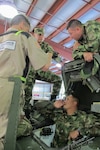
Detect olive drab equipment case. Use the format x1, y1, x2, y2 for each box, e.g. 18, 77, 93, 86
62, 54, 100, 110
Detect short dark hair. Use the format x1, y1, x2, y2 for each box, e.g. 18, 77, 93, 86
10, 14, 30, 26
66, 19, 82, 30
69, 91, 80, 104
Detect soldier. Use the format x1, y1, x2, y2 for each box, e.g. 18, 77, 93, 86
52, 93, 100, 148
31, 92, 100, 148
66, 19, 100, 78
0, 14, 51, 149
67, 19, 100, 61
24, 27, 62, 118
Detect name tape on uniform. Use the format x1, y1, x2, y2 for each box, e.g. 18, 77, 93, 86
0, 41, 16, 51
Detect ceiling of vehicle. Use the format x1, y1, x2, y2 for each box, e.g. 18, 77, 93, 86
0, 0, 100, 75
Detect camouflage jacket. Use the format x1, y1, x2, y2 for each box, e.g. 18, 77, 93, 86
52, 109, 100, 147
40, 41, 61, 63
72, 20, 100, 59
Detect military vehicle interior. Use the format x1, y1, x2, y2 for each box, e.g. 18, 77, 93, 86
16, 61, 100, 150
16, 58, 100, 150
62, 58, 100, 112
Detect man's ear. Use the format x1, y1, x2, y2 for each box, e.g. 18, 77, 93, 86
74, 100, 78, 106
76, 27, 80, 32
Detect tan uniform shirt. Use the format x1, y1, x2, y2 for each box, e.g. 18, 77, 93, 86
0, 28, 48, 78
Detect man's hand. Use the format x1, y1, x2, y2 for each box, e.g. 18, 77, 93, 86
68, 130, 80, 140
83, 52, 93, 62
53, 100, 64, 108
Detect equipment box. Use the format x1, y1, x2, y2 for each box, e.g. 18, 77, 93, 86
62, 59, 100, 111
32, 80, 53, 101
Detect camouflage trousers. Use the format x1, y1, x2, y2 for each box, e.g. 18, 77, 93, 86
17, 117, 33, 138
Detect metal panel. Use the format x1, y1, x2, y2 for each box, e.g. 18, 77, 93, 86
30, 0, 56, 28
15, 0, 32, 13
64, 40, 75, 48
44, 0, 87, 37
79, 8, 100, 23
51, 29, 69, 43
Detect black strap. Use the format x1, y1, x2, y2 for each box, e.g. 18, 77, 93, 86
0, 31, 17, 36
4, 77, 22, 150
23, 56, 30, 78
0, 31, 30, 38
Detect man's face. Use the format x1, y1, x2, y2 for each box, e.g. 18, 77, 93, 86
68, 27, 83, 40
63, 95, 76, 110
34, 33, 45, 43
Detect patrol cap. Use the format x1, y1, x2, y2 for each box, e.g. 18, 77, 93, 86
34, 27, 44, 35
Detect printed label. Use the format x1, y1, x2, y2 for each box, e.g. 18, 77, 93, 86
0, 41, 16, 51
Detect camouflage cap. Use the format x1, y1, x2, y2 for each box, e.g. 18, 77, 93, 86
34, 27, 44, 35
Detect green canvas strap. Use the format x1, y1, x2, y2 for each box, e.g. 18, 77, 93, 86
14, 76, 26, 83
4, 77, 22, 150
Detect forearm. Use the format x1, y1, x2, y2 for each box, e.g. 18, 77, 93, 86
41, 52, 52, 71
73, 38, 99, 60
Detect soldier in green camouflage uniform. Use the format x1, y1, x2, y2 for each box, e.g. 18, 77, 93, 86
66, 19, 100, 78
24, 27, 62, 118
30, 93, 100, 148
51, 94, 100, 148
67, 19, 100, 60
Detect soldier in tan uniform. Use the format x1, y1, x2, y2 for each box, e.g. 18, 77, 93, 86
0, 14, 51, 149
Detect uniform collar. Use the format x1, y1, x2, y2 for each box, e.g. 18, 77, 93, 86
63, 109, 78, 116
78, 26, 87, 44
7, 27, 18, 32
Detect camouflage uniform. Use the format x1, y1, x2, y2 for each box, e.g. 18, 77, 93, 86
24, 29, 62, 115
72, 20, 100, 78
17, 117, 33, 138
73, 20, 100, 59
28, 100, 100, 148
38, 41, 62, 99
24, 56, 61, 119
40, 41, 62, 63
52, 109, 100, 148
